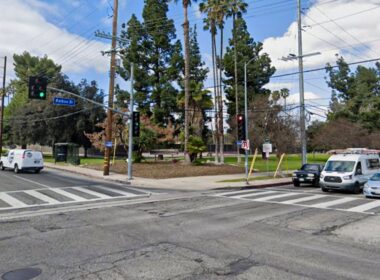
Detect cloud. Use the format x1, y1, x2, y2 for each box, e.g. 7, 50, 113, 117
265, 82, 295, 91
0, 0, 109, 78
263, 0, 380, 72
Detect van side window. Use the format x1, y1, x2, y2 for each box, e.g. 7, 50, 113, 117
367, 158, 380, 169
355, 162, 362, 175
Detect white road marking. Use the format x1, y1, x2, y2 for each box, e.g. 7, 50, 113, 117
92, 185, 138, 197
253, 192, 300, 202
13, 175, 52, 188
49, 188, 87, 202
310, 197, 358, 208
74, 187, 111, 199
216, 189, 261, 197
234, 190, 278, 199
282, 194, 325, 204
0, 193, 27, 207
346, 200, 380, 213
24, 190, 59, 204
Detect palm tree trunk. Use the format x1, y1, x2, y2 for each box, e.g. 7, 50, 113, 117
219, 26, 224, 164
183, 3, 191, 163
211, 32, 219, 163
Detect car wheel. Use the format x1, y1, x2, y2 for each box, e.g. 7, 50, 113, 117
312, 180, 320, 187
293, 181, 300, 187
321, 186, 329, 192
0, 162, 4, 171
14, 164, 19, 174
353, 182, 361, 194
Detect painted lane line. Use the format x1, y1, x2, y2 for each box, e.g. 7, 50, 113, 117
92, 185, 138, 197
253, 192, 300, 202
281, 194, 326, 204
346, 200, 380, 213
309, 197, 358, 208
24, 190, 60, 204
233, 190, 278, 199
50, 188, 87, 202
0, 193, 28, 208
74, 187, 111, 199
13, 175, 52, 189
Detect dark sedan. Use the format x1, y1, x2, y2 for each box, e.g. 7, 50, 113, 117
292, 164, 324, 187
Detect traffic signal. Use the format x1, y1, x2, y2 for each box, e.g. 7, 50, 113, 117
132, 111, 140, 137
237, 114, 246, 141
28, 77, 47, 100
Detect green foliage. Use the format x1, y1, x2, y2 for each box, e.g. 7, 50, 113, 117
188, 135, 206, 154
223, 16, 275, 117
120, 0, 183, 126
326, 58, 380, 131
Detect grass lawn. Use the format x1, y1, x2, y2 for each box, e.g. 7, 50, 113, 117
44, 154, 329, 172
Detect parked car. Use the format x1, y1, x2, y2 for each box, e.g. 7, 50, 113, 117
0, 149, 44, 173
363, 173, 380, 198
320, 154, 380, 193
292, 164, 324, 187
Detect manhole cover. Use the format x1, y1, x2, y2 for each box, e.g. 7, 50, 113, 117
2, 268, 42, 280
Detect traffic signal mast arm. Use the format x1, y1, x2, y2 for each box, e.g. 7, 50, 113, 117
48, 86, 129, 118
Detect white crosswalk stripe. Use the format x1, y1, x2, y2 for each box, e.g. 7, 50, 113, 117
24, 190, 60, 204
214, 189, 380, 214
0, 185, 151, 211
0, 193, 27, 208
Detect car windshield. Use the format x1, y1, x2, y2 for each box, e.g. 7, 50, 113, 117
370, 173, 380, 181
301, 164, 319, 171
324, 161, 355, 172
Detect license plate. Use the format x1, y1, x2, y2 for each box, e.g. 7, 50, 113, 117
34, 160, 40, 164
299, 178, 304, 181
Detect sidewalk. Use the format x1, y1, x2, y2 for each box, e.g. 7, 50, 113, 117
44, 162, 292, 191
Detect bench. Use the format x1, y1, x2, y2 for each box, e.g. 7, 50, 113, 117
150, 149, 179, 161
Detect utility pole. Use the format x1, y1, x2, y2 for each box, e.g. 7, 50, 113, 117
0, 56, 7, 154
297, 0, 307, 165
127, 63, 134, 180
103, 0, 119, 176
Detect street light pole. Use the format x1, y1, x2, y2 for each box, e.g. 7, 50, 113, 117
0, 56, 7, 155
244, 57, 255, 184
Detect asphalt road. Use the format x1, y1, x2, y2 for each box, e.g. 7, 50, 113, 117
0, 169, 379, 280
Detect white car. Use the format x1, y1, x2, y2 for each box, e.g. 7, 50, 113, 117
0, 149, 44, 173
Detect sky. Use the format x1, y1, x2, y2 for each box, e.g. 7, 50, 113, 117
1, 0, 380, 122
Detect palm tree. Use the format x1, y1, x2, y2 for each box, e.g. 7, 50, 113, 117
173, 0, 198, 163
225, 0, 247, 162
200, 0, 220, 163
280, 88, 290, 109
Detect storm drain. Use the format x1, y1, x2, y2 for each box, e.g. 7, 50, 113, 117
2, 267, 41, 280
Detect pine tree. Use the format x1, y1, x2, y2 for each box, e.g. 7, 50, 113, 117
178, 26, 212, 141
142, 0, 183, 126
223, 16, 275, 134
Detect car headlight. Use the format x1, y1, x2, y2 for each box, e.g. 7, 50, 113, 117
363, 183, 369, 189
307, 173, 315, 178
292, 173, 297, 177
343, 175, 352, 180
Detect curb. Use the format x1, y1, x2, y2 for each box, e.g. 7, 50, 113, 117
212, 180, 292, 190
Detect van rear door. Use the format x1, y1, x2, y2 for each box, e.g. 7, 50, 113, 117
22, 150, 43, 168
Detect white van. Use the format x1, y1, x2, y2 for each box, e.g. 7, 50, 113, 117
0, 149, 44, 173
320, 154, 380, 193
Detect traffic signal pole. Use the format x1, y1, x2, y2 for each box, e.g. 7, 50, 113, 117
0, 56, 7, 155
104, 0, 119, 176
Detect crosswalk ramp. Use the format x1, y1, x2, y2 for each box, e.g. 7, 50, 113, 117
213, 189, 380, 214
0, 185, 151, 210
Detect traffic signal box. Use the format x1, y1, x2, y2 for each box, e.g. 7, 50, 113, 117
28, 76, 47, 100
237, 114, 246, 141
132, 111, 140, 137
